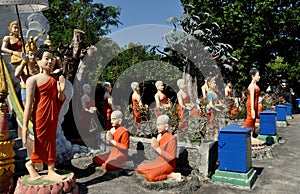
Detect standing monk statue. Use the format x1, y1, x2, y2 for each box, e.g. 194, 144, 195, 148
242, 67, 260, 137
22, 45, 66, 181
136, 115, 181, 182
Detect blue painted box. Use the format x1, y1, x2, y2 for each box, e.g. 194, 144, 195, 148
259, 110, 277, 135
284, 103, 292, 116
275, 105, 287, 121
218, 124, 252, 173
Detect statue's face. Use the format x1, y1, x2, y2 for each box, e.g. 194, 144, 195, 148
11, 24, 19, 35
253, 71, 260, 82
28, 51, 36, 63
111, 114, 121, 127
156, 119, 168, 133
37, 51, 54, 72
157, 83, 164, 91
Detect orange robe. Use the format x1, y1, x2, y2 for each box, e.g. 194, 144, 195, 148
178, 92, 191, 129
242, 87, 260, 132
103, 93, 112, 131
132, 96, 141, 123
92, 126, 130, 171
156, 93, 169, 116
80, 96, 95, 131
136, 132, 177, 182
30, 76, 65, 164
255, 104, 263, 123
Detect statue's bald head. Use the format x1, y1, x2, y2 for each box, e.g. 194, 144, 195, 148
157, 115, 169, 124
111, 110, 123, 119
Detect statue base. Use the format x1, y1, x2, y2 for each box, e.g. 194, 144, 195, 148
14, 170, 78, 194
276, 121, 287, 127
133, 172, 186, 190
212, 168, 257, 188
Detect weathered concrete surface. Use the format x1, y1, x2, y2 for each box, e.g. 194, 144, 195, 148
198, 114, 300, 194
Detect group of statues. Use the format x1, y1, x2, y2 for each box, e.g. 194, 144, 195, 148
1, 20, 267, 183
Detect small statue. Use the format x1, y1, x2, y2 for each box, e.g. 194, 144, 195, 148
131, 82, 147, 134
1, 21, 23, 64
154, 81, 171, 116
80, 83, 97, 132
241, 67, 261, 137
177, 79, 191, 131
92, 110, 130, 172
14, 38, 39, 107
136, 115, 181, 182
103, 82, 113, 131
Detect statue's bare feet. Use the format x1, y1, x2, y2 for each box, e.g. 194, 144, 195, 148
25, 161, 43, 181
44, 171, 67, 182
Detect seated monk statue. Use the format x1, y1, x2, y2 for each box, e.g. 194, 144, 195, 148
93, 110, 130, 172
154, 81, 171, 116
22, 45, 66, 181
136, 115, 181, 182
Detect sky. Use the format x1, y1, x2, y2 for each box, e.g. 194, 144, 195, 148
93, 0, 184, 47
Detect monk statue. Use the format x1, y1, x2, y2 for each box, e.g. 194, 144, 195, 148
103, 82, 113, 131
80, 83, 97, 132
177, 79, 191, 136
241, 67, 261, 137
22, 45, 66, 181
154, 81, 171, 116
131, 82, 147, 134
14, 39, 40, 107
92, 110, 130, 173
136, 115, 181, 182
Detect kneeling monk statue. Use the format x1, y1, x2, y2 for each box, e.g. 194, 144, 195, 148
93, 110, 130, 172
136, 115, 181, 182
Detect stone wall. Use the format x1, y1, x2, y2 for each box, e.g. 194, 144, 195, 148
128, 136, 218, 177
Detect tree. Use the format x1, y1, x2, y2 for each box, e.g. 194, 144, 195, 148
180, 0, 300, 93
44, 0, 121, 46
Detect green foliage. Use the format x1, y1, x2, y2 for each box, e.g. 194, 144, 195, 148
180, 0, 300, 93
44, 0, 121, 46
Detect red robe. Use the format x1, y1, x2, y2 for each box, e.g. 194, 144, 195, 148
92, 126, 130, 171
242, 86, 260, 132
137, 132, 177, 182
132, 96, 141, 123
30, 76, 65, 164
80, 96, 95, 131
156, 93, 169, 116
103, 93, 112, 131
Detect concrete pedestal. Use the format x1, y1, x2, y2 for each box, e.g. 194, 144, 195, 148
275, 105, 287, 127
212, 167, 257, 188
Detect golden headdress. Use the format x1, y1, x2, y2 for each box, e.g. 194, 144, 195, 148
44, 35, 52, 45
25, 36, 37, 54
